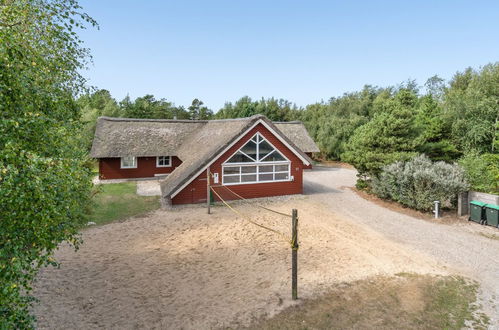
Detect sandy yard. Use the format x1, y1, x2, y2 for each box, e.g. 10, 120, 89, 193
32, 193, 445, 329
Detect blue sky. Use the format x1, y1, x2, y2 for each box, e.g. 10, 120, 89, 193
79, 0, 499, 110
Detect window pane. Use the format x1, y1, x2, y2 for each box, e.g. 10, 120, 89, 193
262, 152, 285, 162
224, 175, 240, 184
223, 166, 240, 175
258, 140, 274, 160
241, 166, 256, 173
227, 151, 254, 163
158, 156, 170, 166
241, 140, 257, 160
275, 172, 289, 180
259, 173, 273, 181
259, 165, 273, 173
241, 174, 257, 182
275, 164, 289, 172
122, 156, 135, 167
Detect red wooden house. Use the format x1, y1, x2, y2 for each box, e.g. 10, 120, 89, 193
90, 115, 319, 206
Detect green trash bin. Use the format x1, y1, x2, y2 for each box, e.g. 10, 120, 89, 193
469, 201, 487, 224
484, 204, 499, 227
209, 190, 215, 205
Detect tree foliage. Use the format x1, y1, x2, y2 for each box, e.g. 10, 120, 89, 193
459, 151, 499, 194
342, 89, 420, 179
188, 98, 213, 120
444, 64, 499, 154
216, 96, 299, 121
0, 0, 95, 326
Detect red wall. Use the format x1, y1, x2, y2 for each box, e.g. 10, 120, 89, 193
172, 123, 305, 205
99, 156, 182, 180
303, 152, 313, 169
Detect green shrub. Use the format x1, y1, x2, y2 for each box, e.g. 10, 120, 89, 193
458, 151, 499, 194
372, 155, 469, 211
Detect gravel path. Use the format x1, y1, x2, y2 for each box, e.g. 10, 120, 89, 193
304, 166, 499, 327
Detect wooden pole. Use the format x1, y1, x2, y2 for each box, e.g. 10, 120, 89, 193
291, 208, 298, 300
207, 167, 211, 214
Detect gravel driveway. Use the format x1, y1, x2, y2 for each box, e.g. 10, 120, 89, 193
304, 166, 499, 327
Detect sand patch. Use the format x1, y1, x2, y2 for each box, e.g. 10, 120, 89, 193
33, 196, 445, 329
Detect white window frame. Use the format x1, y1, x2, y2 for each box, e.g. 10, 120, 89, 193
222, 133, 291, 185
156, 156, 172, 168
120, 156, 137, 169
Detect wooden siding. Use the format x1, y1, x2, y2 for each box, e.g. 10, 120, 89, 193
172, 123, 304, 205
303, 152, 313, 169
99, 156, 182, 180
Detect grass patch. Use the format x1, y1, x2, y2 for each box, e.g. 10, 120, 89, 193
91, 160, 99, 176
245, 275, 488, 330
89, 182, 160, 226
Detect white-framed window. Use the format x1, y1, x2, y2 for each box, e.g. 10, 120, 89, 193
120, 156, 137, 169
222, 133, 291, 185
156, 156, 171, 167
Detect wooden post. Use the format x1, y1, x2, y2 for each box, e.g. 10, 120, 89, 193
207, 167, 211, 214
291, 209, 298, 300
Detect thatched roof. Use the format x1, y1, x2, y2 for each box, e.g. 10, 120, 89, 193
274, 122, 320, 153
90, 116, 319, 158
90, 115, 319, 199
90, 117, 204, 158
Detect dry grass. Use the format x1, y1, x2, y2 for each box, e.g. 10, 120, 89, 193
244, 274, 488, 330
478, 232, 499, 241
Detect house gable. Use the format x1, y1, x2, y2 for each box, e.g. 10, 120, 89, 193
171, 122, 305, 205
167, 118, 311, 200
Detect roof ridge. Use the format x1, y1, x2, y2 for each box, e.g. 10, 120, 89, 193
98, 116, 207, 123
273, 121, 304, 124
98, 114, 267, 124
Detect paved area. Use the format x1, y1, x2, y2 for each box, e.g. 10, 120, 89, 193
92, 176, 163, 196
136, 180, 162, 196
304, 166, 499, 327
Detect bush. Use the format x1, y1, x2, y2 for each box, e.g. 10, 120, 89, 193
458, 151, 499, 194
372, 155, 469, 211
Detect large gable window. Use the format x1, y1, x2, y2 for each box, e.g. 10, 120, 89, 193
222, 133, 290, 185
121, 156, 137, 169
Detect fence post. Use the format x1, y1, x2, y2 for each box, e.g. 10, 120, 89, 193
291, 209, 298, 300
207, 168, 211, 214
458, 191, 469, 216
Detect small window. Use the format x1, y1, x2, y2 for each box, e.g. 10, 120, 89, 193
156, 156, 171, 167
121, 156, 137, 169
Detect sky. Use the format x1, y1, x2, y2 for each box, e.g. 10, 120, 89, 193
79, 0, 499, 110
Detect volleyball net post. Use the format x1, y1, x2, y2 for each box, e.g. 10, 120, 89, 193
291, 208, 298, 300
